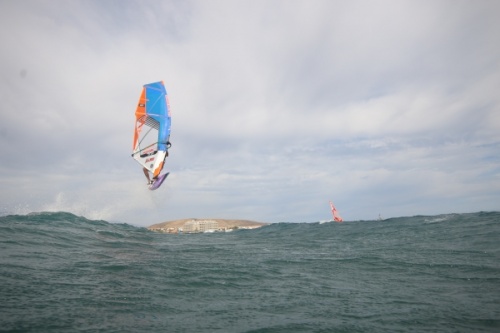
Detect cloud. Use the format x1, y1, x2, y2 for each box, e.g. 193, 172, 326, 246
1, 0, 499, 225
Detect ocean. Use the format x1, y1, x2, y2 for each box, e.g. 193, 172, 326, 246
1, 211, 499, 332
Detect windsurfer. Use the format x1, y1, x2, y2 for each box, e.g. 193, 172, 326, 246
143, 143, 170, 185
143, 167, 154, 185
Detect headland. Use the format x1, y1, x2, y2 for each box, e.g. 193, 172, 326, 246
148, 218, 268, 234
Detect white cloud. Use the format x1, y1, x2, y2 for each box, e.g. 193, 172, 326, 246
1, 0, 499, 225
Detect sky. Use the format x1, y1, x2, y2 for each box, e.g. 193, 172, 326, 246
1, 0, 499, 226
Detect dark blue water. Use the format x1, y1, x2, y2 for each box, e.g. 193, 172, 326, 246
1, 211, 499, 332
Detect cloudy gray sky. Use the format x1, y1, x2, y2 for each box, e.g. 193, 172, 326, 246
1, 0, 499, 226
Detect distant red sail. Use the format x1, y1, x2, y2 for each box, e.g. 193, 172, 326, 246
330, 201, 343, 222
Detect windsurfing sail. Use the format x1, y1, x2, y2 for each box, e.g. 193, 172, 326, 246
131, 81, 171, 178
330, 201, 343, 222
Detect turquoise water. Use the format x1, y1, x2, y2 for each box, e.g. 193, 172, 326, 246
1, 211, 499, 332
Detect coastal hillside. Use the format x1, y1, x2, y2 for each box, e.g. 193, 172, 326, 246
148, 218, 268, 233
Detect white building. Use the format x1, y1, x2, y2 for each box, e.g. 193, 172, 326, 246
182, 220, 219, 233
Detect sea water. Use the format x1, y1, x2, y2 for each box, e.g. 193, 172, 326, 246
1, 211, 499, 332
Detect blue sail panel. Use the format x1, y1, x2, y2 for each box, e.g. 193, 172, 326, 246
144, 82, 171, 152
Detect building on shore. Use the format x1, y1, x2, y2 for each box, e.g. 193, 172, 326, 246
182, 219, 219, 233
